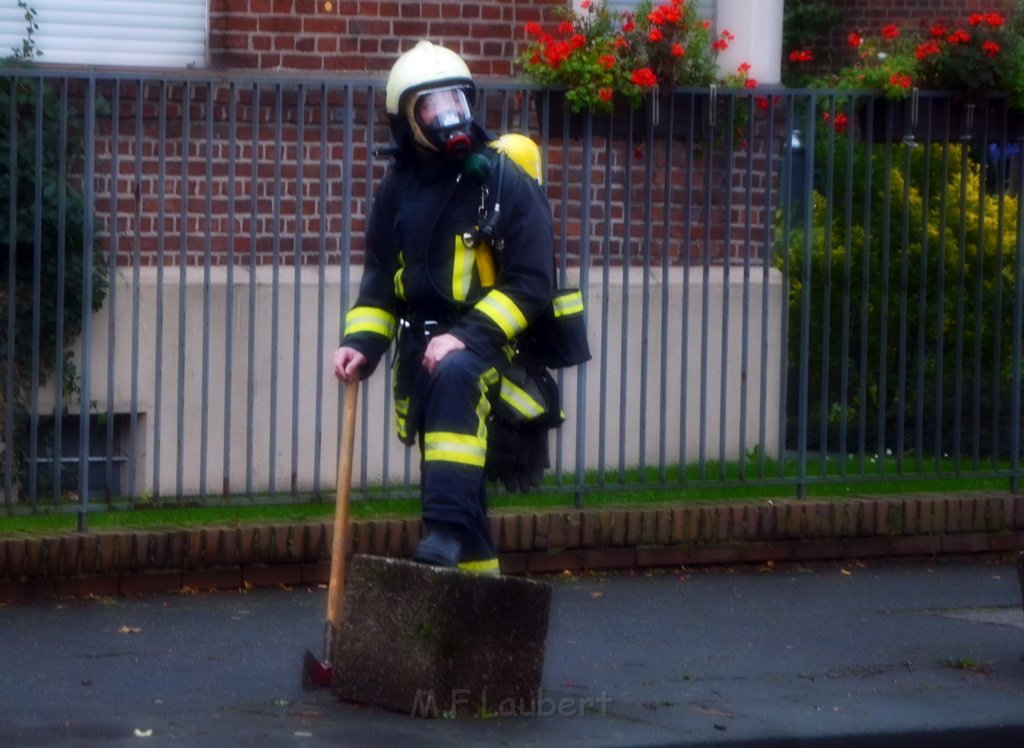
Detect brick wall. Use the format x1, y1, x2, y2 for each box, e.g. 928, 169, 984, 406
207, 1, 1018, 77
208, 0, 563, 76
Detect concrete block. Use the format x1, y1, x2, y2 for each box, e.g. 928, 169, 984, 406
331, 554, 550, 717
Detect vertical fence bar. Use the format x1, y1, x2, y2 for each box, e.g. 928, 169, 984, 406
1010, 145, 1024, 491
77, 76, 97, 530
574, 116, 593, 506
679, 91, 696, 482
817, 97, 836, 478
737, 94, 753, 481
657, 106, 674, 483
616, 114, 633, 484
200, 80, 214, 500
312, 81, 328, 497
104, 78, 120, 502
245, 82, 259, 497
268, 83, 284, 497
698, 97, 715, 480
914, 112, 934, 474
718, 97, 734, 482
596, 123, 613, 487
952, 141, 970, 471
290, 84, 306, 496
175, 79, 191, 501
129, 78, 144, 500
28, 78, 42, 505
222, 81, 237, 497
53, 80, 68, 506
637, 117, 653, 483
4, 75, 17, 507
153, 80, 167, 502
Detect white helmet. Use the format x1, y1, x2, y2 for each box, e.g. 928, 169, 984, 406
385, 40, 474, 116
386, 41, 476, 158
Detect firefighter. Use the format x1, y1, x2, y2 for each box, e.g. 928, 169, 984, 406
332, 41, 555, 574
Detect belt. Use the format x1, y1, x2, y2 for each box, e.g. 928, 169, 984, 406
400, 316, 454, 340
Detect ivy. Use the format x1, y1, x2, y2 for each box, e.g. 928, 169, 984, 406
1, 3, 109, 496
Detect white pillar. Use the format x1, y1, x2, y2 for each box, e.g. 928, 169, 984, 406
715, 0, 785, 85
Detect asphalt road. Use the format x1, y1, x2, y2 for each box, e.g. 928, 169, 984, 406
1, 558, 1022, 747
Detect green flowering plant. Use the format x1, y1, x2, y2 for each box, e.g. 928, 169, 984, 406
915, 11, 1024, 107
790, 7, 1024, 105
519, 0, 743, 113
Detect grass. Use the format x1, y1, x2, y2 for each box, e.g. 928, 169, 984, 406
0, 454, 1013, 537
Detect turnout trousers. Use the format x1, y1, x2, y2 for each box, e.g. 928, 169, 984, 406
408, 345, 501, 563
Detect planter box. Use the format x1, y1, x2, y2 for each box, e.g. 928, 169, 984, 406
856, 95, 1024, 145
534, 90, 705, 141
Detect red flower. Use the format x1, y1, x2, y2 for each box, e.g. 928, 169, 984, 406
524, 22, 543, 38
623, 17, 635, 33
755, 96, 770, 111
648, 27, 664, 43
630, 67, 658, 87
569, 33, 587, 50
881, 24, 900, 40
930, 25, 947, 38
598, 54, 616, 69
789, 49, 814, 63
986, 12, 1005, 27
599, 87, 613, 103
983, 40, 1001, 57
968, 13, 985, 27
744, 78, 757, 89
580, 0, 591, 9
947, 29, 971, 45
557, 21, 574, 35
671, 43, 684, 57
889, 72, 912, 89
915, 40, 941, 60
822, 111, 849, 134
847, 32, 862, 48
738, 62, 752, 74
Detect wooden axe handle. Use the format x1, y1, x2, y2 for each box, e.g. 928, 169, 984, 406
326, 382, 359, 631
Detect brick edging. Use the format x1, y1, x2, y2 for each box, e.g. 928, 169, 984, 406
3, 493, 1024, 601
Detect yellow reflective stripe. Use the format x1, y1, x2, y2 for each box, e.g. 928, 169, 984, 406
393, 253, 406, 300
458, 558, 500, 574
452, 235, 475, 302
475, 367, 499, 442
475, 290, 528, 339
552, 290, 584, 318
423, 431, 487, 466
394, 397, 409, 441
500, 377, 546, 420
344, 306, 397, 338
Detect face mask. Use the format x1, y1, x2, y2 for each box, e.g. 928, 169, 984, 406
410, 87, 473, 159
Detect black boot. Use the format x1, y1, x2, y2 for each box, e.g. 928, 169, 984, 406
412, 525, 462, 567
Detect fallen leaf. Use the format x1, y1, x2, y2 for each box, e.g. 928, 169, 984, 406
133, 728, 153, 737
591, 591, 604, 599
119, 626, 142, 634
840, 569, 852, 576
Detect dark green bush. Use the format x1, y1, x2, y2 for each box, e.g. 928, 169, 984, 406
781, 131, 1021, 461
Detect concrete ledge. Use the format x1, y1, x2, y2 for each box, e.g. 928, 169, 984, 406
2, 493, 1024, 599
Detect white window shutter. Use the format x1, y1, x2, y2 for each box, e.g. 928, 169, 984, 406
0, 0, 208, 68
605, 0, 715, 21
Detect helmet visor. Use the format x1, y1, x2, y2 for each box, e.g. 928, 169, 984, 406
413, 87, 473, 131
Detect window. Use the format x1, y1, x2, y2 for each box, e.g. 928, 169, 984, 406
0, 0, 208, 68
597, 0, 715, 21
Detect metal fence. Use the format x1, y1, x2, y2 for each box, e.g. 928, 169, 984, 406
2, 69, 1023, 526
